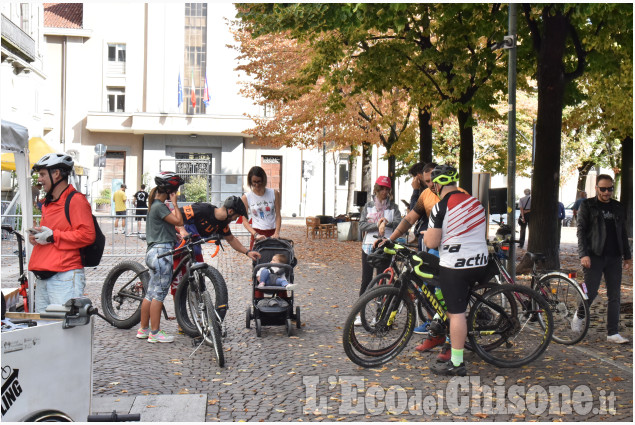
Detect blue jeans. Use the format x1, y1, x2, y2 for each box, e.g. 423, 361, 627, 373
145, 243, 173, 303
260, 268, 289, 287
34, 269, 86, 313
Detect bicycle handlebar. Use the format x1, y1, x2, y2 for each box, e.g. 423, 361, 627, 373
157, 234, 222, 258
87, 411, 141, 422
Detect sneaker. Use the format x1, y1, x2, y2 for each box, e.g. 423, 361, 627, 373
431, 360, 467, 376
607, 334, 629, 344
436, 343, 451, 363
284, 283, 297, 291
354, 315, 362, 327
147, 330, 175, 343
257, 282, 265, 288
571, 313, 584, 333
414, 321, 431, 335
136, 327, 150, 339
415, 335, 445, 352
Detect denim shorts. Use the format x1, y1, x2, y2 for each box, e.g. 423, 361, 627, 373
145, 243, 174, 303
34, 269, 86, 313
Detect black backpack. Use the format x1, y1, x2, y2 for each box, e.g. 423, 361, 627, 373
65, 191, 106, 267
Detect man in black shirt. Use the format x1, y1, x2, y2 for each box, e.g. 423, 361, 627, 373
179, 196, 260, 261
576, 174, 632, 344
134, 184, 149, 233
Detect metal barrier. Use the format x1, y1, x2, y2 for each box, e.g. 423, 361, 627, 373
1, 212, 250, 260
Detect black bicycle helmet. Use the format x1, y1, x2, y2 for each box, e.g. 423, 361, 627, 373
32, 153, 74, 173
431, 164, 459, 186
154, 171, 184, 193
223, 195, 248, 217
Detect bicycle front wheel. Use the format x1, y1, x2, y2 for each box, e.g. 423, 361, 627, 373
343, 286, 416, 368
101, 261, 149, 329
175, 266, 228, 337
534, 273, 589, 345
468, 284, 553, 368
203, 291, 225, 367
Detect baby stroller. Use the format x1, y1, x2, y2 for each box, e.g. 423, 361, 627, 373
245, 238, 301, 337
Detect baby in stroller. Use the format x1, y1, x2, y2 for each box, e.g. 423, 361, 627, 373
257, 253, 297, 290
247, 238, 301, 336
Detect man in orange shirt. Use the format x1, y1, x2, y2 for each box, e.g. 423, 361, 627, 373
28, 153, 96, 312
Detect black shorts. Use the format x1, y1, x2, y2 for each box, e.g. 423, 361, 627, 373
115, 211, 127, 216
135, 209, 147, 221
437, 265, 488, 314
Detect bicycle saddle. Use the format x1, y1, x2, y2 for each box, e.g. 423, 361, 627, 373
527, 252, 546, 263
190, 262, 209, 272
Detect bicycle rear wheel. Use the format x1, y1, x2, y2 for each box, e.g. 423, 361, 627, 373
175, 266, 228, 337
534, 273, 589, 345
468, 284, 553, 368
343, 286, 416, 368
203, 291, 225, 367
101, 261, 149, 329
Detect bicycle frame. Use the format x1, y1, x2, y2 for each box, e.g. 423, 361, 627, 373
2, 226, 29, 312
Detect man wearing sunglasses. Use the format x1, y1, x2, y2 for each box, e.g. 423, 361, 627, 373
576, 174, 632, 344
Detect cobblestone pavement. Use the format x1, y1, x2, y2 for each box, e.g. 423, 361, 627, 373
2, 221, 632, 421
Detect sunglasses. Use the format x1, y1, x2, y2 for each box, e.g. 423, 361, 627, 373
597, 186, 614, 193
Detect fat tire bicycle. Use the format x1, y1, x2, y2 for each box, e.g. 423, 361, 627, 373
342, 240, 554, 369
487, 228, 590, 345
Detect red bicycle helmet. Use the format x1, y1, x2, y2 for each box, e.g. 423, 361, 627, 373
155, 171, 184, 192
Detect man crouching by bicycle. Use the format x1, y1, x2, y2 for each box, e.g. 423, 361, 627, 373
379, 165, 488, 376
178, 196, 261, 262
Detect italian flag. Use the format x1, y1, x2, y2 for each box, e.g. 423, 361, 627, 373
190, 70, 196, 109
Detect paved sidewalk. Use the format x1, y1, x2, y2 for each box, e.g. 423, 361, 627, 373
2, 220, 632, 421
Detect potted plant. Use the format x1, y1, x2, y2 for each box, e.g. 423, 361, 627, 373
95, 188, 111, 212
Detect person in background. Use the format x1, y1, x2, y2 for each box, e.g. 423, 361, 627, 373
137, 173, 184, 343
407, 162, 426, 250
572, 191, 587, 226
241, 166, 282, 249
518, 189, 531, 248
557, 201, 565, 249
32, 183, 42, 209
134, 184, 149, 233
28, 153, 96, 312
113, 184, 128, 234
575, 175, 632, 344
354, 176, 402, 326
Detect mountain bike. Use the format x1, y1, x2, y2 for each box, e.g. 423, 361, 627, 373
101, 235, 228, 366
164, 235, 228, 367
487, 231, 590, 345
1, 225, 30, 312
342, 240, 553, 369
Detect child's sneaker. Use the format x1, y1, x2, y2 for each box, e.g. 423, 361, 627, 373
136, 327, 150, 339
148, 329, 175, 343
284, 283, 297, 291
258, 282, 265, 288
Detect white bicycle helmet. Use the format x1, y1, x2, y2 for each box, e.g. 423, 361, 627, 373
32, 153, 74, 173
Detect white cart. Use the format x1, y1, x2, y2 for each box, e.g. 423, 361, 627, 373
1, 313, 93, 421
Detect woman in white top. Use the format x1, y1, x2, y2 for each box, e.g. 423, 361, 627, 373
241, 166, 282, 249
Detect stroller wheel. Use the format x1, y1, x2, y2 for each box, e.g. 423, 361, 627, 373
295, 306, 301, 329
255, 318, 262, 337
286, 318, 294, 337
245, 306, 251, 329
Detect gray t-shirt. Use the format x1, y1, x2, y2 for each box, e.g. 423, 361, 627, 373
146, 200, 176, 249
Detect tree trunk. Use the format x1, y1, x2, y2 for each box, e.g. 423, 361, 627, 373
418, 107, 433, 164
346, 146, 358, 214
361, 142, 373, 193
517, 13, 568, 273
388, 155, 396, 192
576, 160, 595, 194
457, 108, 474, 195
621, 136, 633, 238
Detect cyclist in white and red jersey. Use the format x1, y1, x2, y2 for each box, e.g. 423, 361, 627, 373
382, 164, 488, 376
